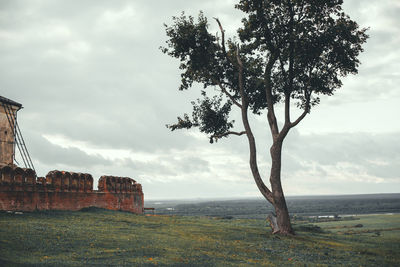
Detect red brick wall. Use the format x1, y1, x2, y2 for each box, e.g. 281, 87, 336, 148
0, 166, 144, 214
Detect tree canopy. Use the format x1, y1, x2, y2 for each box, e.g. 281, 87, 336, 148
162, 0, 367, 142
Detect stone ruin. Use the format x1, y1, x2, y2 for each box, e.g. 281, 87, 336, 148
0, 165, 144, 213
0, 95, 144, 214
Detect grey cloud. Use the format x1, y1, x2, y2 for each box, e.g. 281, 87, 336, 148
119, 154, 210, 178
282, 131, 400, 179
1, 0, 213, 153
119, 158, 178, 177
174, 156, 210, 174
23, 129, 110, 169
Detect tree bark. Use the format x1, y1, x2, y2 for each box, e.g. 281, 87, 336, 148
269, 141, 295, 235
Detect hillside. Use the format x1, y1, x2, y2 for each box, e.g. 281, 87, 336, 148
0, 209, 399, 266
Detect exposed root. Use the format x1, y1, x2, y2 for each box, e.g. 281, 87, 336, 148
267, 213, 296, 235
267, 213, 280, 234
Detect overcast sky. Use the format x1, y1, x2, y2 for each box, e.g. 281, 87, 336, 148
1, 0, 399, 200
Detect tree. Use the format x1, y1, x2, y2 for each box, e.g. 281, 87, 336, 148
161, 0, 368, 235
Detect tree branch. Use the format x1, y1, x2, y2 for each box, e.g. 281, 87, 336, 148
284, 92, 290, 125
290, 67, 312, 128
209, 19, 241, 109
211, 130, 246, 140
214, 17, 235, 66
264, 52, 280, 137
211, 77, 242, 108
290, 107, 308, 128
214, 17, 227, 54
236, 46, 243, 69
290, 91, 311, 128
278, 54, 288, 80
237, 47, 274, 204
284, 4, 295, 127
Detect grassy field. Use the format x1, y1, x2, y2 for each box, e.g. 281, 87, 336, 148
0, 209, 399, 266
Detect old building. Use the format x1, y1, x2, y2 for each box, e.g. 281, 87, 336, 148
0, 96, 22, 166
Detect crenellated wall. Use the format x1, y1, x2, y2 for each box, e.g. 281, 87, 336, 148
0, 165, 143, 214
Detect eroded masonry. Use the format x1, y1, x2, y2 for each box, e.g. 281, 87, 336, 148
0, 96, 143, 213
0, 167, 143, 213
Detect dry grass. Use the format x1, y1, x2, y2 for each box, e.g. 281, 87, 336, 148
0, 209, 399, 266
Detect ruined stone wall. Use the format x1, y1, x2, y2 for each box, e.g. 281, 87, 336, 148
0, 166, 144, 214
0, 106, 18, 165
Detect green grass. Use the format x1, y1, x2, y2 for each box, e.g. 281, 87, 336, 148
0, 209, 399, 266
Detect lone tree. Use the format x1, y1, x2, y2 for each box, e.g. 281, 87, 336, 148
161, 0, 368, 235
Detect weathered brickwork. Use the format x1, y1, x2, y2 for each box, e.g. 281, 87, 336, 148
0, 105, 19, 165
0, 165, 144, 214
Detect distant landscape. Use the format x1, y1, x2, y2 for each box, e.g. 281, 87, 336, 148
147, 193, 400, 219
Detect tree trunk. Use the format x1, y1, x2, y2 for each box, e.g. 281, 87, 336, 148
236, 49, 293, 235
269, 141, 295, 235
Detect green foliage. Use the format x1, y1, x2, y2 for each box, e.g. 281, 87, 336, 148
161, 12, 224, 91
0, 211, 399, 266
236, 0, 368, 106
162, 0, 368, 139
192, 95, 234, 140
167, 94, 235, 143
